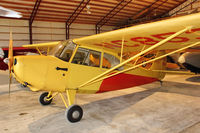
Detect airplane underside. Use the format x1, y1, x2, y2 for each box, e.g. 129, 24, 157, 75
97, 73, 158, 93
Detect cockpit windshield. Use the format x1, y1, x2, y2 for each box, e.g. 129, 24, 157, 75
49, 41, 76, 62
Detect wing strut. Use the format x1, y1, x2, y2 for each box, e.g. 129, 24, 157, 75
78, 26, 192, 88
84, 41, 200, 86
120, 36, 125, 63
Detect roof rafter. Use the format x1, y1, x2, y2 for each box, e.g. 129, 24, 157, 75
29, 0, 42, 44
30, 0, 42, 25
141, 0, 169, 18
96, 0, 132, 29
116, 0, 190, 28
131, 0, 160, 20
66, 0, 91, 39
0, 0, 197, 26
66, 0, 91, 26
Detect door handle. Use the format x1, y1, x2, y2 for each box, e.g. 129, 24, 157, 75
56, 67, 68, 71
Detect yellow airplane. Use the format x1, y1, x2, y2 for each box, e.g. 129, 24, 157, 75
8, 13, 200, 123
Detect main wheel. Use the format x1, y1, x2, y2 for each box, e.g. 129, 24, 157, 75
66, 105, 83, 123
39, 92, 52, 105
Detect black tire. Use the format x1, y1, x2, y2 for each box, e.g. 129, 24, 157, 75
39, 92, 52, 105
20, 84, 26, 88
21, 82, 28, 88
66, 105, 83, 123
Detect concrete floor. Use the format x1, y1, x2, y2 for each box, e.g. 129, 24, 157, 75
0, 71, 200, 133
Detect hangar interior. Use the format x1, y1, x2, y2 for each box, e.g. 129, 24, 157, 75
0, 0, 200, 133
0, 0, 200, 46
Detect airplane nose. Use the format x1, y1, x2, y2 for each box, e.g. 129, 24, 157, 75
13, 55, 48, 91
13, 57, 24, 83
13, 55, 68, 92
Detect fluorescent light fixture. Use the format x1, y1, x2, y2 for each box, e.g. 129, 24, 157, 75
0, 6, 22, 18
86, 5, 91, 14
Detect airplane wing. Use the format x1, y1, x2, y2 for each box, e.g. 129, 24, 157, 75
22, 41, 61, 55
2, 47, 37, 56
73, 13, 200, 88
73, 13, 200, 54
22, 41, 60, 49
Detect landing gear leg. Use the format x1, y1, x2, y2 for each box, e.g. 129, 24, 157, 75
39, 92, 53, 105
159, 80, 163, 87
59, 89, 83, 123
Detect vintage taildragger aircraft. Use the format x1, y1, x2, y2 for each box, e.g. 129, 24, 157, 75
8, 13, 200, 123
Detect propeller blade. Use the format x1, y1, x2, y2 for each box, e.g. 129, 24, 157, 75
8, 31, 13, 95
8, 31, 13, 71
9, 73, 12, 95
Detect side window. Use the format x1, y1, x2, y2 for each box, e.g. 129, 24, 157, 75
72, 48, 89, 65
88, 50, 101, 67
72, 47, 101, 67
103, 53, 123, 70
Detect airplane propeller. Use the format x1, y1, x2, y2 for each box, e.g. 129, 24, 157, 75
8, 31, 13, 95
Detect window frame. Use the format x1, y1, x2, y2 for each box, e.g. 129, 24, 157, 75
51, 41, 77, 62
102, 52, 123, 71
71, 46, 102, 68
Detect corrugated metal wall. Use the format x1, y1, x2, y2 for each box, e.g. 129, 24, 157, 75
0, 19, 114, 47
0, 19, 29, 47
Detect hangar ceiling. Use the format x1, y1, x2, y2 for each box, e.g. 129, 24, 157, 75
0, 0, 188, 27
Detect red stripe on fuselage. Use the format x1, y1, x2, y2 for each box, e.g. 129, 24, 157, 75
97, 73, 158, 93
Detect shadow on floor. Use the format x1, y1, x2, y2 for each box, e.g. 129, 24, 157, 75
28, 88, 159, 133
159, 80, 200, 97
28, 79, 200, 133
186, 76, 200, 83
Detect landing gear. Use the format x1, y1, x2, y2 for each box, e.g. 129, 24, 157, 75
39, 90, 83, 123
21, 82, 28, 88
65, 105, 83, 123
39, 92, 53, 105
159, 80, 163, 86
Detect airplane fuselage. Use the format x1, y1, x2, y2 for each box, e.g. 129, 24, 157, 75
12, 42, 166, 94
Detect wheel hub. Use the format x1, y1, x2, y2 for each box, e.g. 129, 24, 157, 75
72, 111, 80, 119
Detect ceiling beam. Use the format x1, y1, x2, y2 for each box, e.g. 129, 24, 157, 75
0, 4, 140, 19
0, 1, 170, 19
141, 0, 169, 18
66, 0, 90, 39
29, 0, 42, 44
116, 0, 189, 28
131, 0, 160, 20
66, 0, 90, 26
96, 0, 132, 33
114, 0, 160, 28
29, 0, 42, 25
